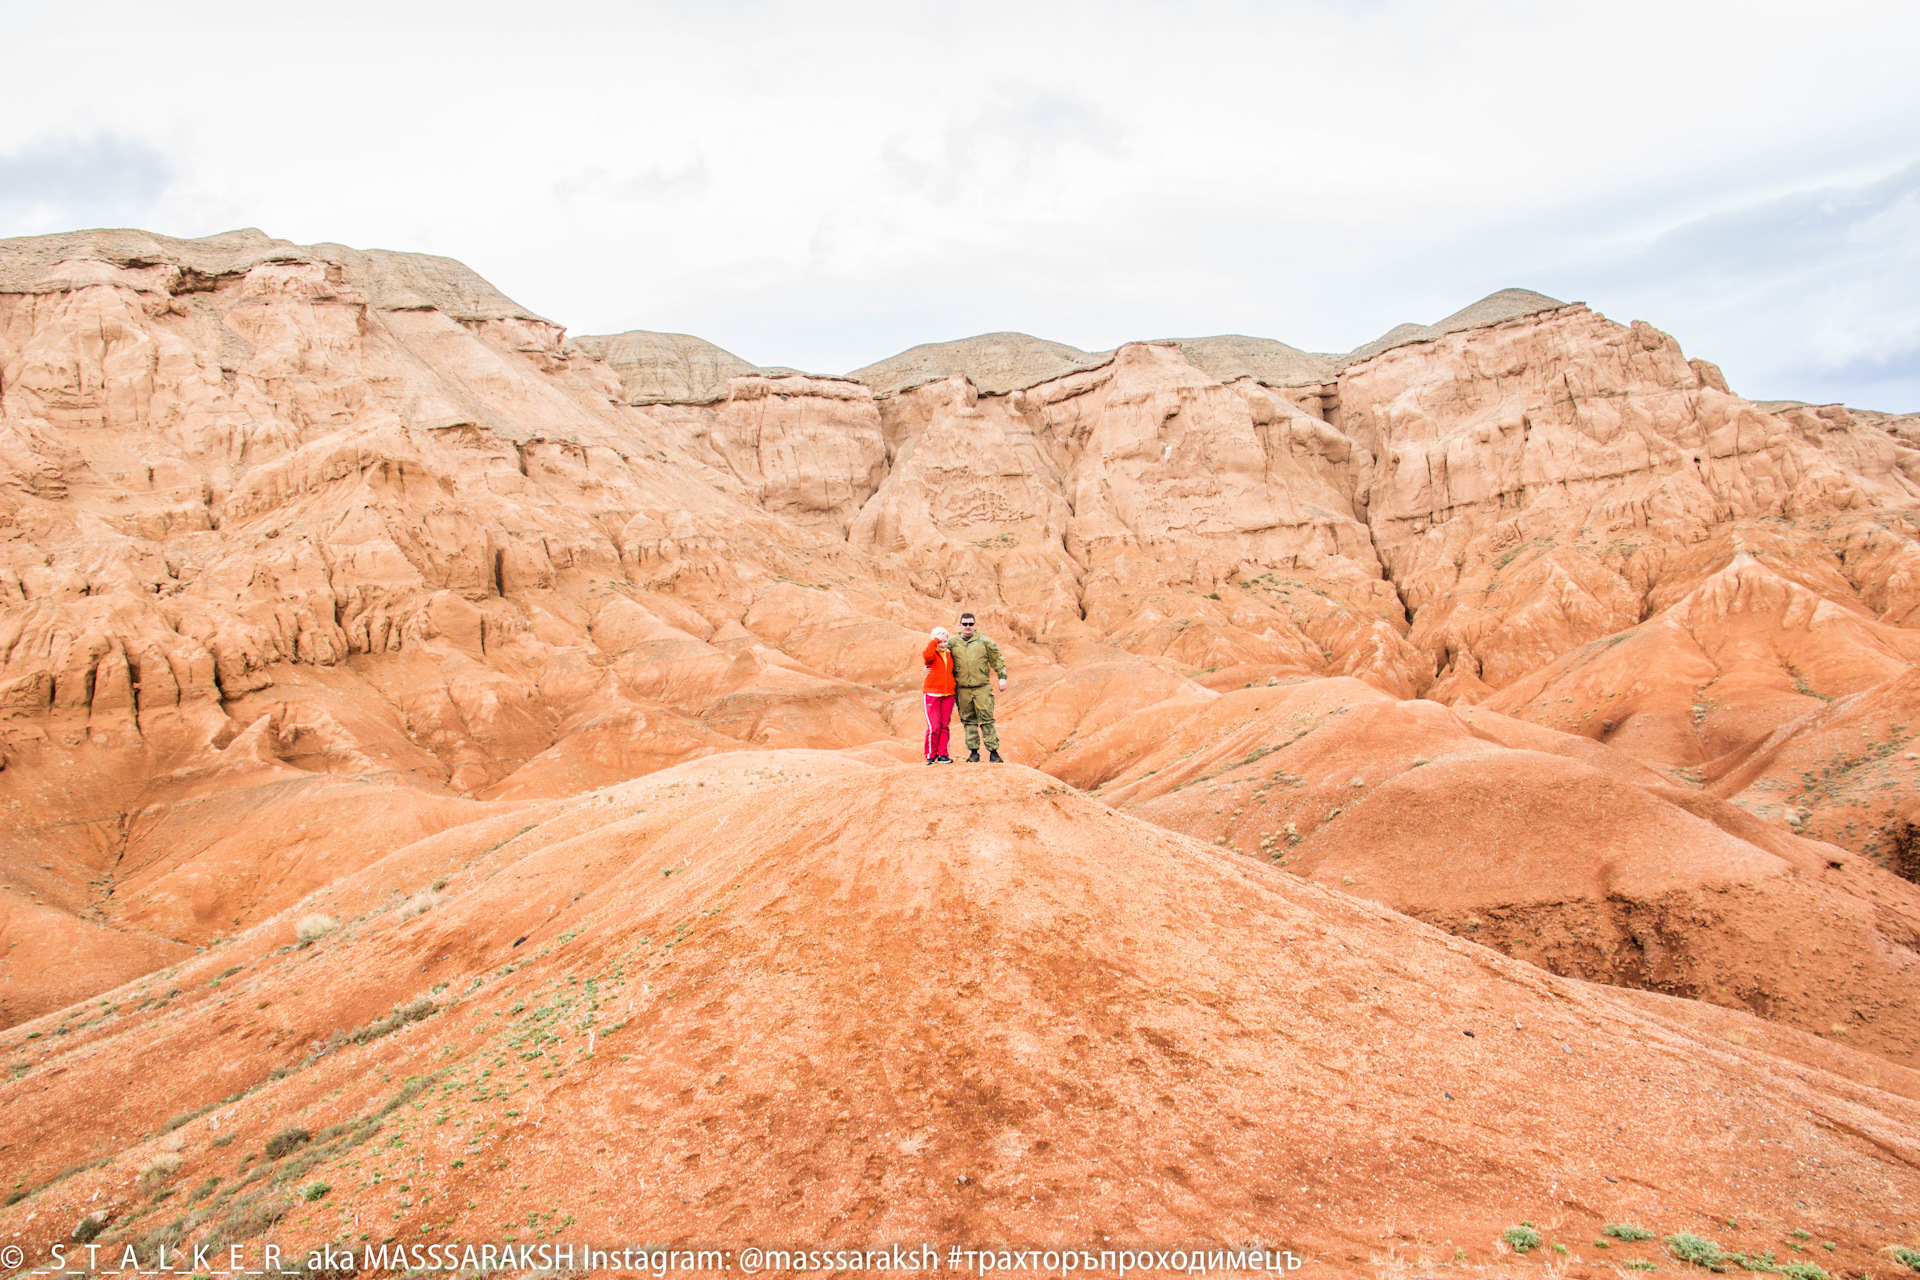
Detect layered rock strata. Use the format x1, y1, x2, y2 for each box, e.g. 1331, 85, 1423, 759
3, 225, 1918, 1041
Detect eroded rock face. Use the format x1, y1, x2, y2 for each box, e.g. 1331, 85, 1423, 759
0, 241, 772, 781
847, 344, 1406, 682
7, 230, 1920, 1261
574, 329, 889, 531
0, 232, 890, 1000
640, 375, 887, 531
1328, 304, 1920, 803
2, 225, 1918, 1045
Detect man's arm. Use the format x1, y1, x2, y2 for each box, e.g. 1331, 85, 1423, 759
987, 637, 1007, 689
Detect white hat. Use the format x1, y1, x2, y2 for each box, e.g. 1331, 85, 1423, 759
931, 626, 949, 640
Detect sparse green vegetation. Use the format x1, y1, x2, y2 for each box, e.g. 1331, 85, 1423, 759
335, 995, 440, 1048
1503, 1224, 1542, 1254
1608, 1225, 1657, 1241
1778, 1264, 1828, 1280
1666, 1233, 1728, 1268
1223, 744, 1280, 772
1727, 1249, 1778, 1273
1493, 534, 1557, 571
137, 1152, 181, 1191
205, 1191, 287, 1253
1785, 724, 1914, 842
264, 1127, 311, 1159
299, 1181, 331, 1202
1889, 1246, 1920, 1272
1785, 662, 1835, 702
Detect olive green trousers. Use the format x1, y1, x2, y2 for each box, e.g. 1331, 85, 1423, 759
956, 684, 999, 752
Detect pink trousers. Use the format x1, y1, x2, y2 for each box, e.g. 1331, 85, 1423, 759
924, 693, 954, 759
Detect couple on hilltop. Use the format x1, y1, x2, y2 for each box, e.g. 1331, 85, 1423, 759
921, 611, 1006, 764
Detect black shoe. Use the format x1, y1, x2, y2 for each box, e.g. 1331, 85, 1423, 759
988, 750, 1003, 763
936, 755, 952, 763
967, 750, 981, 762
926, 757, 936, 766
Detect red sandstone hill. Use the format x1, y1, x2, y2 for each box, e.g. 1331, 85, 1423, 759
3, 227, 1920, 1270
4, 761, 1918, 1273
1049, 677, 1920, 1065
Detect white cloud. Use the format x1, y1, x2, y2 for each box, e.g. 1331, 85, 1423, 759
0, 132, 174, 232
1569, 162, 1920, 405
553, 156, 713, 205
0, 0, 1915, 407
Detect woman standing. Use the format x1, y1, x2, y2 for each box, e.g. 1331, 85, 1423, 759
922, 627, 956, 764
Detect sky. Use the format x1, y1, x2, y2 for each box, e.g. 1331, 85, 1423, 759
2, 0, 1917, 408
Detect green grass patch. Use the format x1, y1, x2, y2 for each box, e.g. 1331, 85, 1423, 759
1666, 1233, 1727, 1269
1503, 1225, 1542, 1254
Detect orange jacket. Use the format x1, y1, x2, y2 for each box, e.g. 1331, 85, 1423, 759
922, 638, 956, 696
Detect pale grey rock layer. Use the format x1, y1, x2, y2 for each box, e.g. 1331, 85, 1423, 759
1338, 288, 1570, 366
567, 330, 762, 406
0, 230, 1573, 406
0, 226, 547, 323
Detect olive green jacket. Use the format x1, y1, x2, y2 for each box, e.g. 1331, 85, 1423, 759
948, 632, 1006, 687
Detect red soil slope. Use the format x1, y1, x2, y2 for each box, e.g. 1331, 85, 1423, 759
4, 229, 1920, 1270
3, 759, 1917, 1274
1049, 677, 1920, 1065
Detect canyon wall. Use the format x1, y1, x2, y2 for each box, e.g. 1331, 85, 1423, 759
3, 226, 1917, 1032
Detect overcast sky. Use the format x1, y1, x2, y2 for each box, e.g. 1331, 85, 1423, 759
3, 0, 1916, 407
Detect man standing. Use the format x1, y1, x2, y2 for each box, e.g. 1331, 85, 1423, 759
947, 611, 1007, 763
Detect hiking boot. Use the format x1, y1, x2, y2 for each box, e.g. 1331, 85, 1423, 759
988, 750, 1003, 763
967, 750, 981, 763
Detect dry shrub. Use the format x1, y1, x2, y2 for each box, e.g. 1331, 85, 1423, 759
263, 1127, 310, 1159
351, 996, 439, 1045
138, 1151, 182, 1191
205, 1192, 286, 1253
395, 889, 446, 922
296, 914, 339, 945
